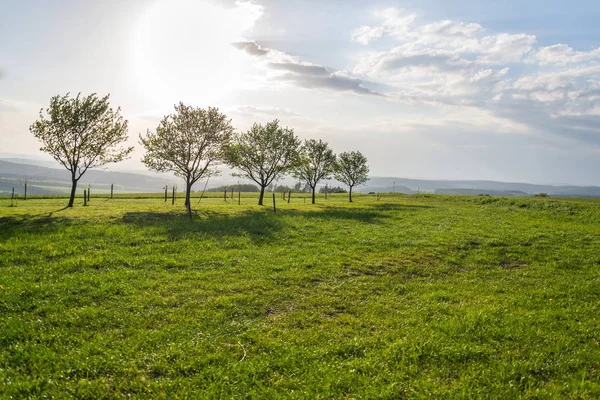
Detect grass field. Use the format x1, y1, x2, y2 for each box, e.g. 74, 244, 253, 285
1, 193, 599, 399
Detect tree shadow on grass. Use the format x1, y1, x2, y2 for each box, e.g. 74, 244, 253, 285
120, 210, 285, 243
0, 214, 74, 240
297, 203, 433, 224
297, 207, 387, 224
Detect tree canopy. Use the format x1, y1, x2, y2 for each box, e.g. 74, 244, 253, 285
225, 120, 300, 205
294, 139, 336, 204
334, 151, 370, 202
140, 103, 234, 217
29, 92, 132, 207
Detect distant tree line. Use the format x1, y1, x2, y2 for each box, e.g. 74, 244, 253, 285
206, 184, 260, 193
30, 93, 370, 214
320, 186, 347, 194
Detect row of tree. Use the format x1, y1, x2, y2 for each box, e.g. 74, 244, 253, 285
30, 93, 370, 216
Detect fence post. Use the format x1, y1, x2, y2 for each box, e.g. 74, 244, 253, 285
24, 183, 27, 201
87, 187, 91, 202
84, 189, 87, 206
272, 193, 276, 214
110, 184, 114, 199
172, 187, 175, 205
224, 189, 227, 202
238, 187, 241, 206
164, 186, 168, 202
12, 187, 15, 200
288, 190, 291, 203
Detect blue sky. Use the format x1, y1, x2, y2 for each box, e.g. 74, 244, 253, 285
1, 0, 600, 185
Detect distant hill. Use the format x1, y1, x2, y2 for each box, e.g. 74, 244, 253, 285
3, 159, 600, 198
0, 160, 180, 196
434, 188, 528, 197
360, 177, 600, 197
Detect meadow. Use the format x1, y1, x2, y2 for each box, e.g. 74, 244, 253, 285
0, 193, 599, 399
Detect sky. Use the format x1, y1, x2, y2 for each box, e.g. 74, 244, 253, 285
1, 0, 600, 185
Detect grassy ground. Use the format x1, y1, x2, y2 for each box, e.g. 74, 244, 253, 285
1, 193, 599, 399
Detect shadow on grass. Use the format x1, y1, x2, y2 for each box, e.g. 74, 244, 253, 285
297, 207, 386, 223
297, 203, 433, 223
120, 210, 285, 243
0, 214, 74, 240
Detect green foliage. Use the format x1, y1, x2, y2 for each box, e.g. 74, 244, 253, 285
30, 93, 132, 176
29, 93, 132, 207
1, 194, 600, 398
225, 120, 300, 205
334, 151, 370, 201
139, 103, 233, 182
293, 139, 336, 203
139, 103, 234, 216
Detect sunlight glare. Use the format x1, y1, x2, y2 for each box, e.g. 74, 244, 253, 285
132, 0, 262, 108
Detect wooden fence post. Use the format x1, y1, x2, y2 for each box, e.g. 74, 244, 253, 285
272, 193, 276, 214
110, 184, 114, 199
172, 187, 175, 205
84, 189, 87, 206
288, 190, 291, 203
24, 183, 27, 201
238, 188, 241, 206
224, 189, 227, 202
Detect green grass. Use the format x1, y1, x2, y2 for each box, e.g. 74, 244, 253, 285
1, 194, 599, 399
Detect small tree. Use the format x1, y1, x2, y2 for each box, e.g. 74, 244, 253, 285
334, 151, 370, 202
140, 103, 233, 218
294, 139, 336, 204
225, 120, 300, 205
30, 93, 132, 208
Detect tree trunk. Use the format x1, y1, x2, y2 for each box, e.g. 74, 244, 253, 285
311, 186, 316, 204
68, 177, 78, 208
258, 185, 266, 206
349, 186, 353, 203
186, 180, 192, 219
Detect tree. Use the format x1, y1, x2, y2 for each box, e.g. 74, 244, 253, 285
140, 103, 234, 218
225, 120, 300, 205
30, 93, 132, 208
293, 139, 336, 204
334, 151, 370, 202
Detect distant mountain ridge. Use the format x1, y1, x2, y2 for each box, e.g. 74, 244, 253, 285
361, 177, 600, 197
2, 159, 600, 197
0, 160, 178, 195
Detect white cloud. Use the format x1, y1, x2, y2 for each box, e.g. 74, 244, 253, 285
531, 44, 600, 66
346, 7, 600, 148
351, 26, 385, 45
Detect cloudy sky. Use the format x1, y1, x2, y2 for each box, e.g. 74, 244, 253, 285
1, 0, 600, 185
